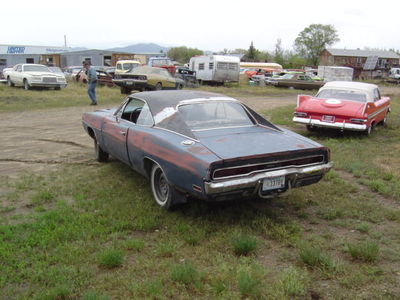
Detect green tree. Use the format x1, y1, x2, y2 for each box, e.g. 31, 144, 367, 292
246, 41, 258, 61
167, 46, 203, 64
274, 38, 285, 66
294, 24, 339, 66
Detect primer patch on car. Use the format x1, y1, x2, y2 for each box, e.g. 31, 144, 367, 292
325, 99, 342, 105
154, 107, 177, 123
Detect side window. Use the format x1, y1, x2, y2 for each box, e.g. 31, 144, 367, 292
209, 62, 214, 70
136, 103, 154, 126
121, 98, 145, 123
16, 65, 22, 72
116, 63, 122, 70
198, 63, 205, 70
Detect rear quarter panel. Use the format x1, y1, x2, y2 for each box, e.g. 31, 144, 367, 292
126, 126, 219, 198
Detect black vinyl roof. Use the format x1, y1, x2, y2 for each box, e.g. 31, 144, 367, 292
130, 90, 278, 139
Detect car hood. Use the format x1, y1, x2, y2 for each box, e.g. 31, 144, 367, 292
194, 126, 321, 160
302, 97, 365, 117
25, 71, 62, 77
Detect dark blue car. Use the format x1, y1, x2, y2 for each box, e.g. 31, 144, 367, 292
82, 91, 332, 209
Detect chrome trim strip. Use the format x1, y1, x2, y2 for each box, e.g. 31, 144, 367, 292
293, 117, 367, 131
204, 162, 333, 194
192, 124, 255, 132
367, 106, 389, 119
212, 155, 325, 180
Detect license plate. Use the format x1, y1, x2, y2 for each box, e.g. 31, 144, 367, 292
322, 115, 335, 122
126, 80, 133, 85
262, 176, 285, 191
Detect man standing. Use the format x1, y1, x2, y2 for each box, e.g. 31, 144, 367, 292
83, 61, 98, 105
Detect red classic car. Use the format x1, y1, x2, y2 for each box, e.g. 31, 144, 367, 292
293, 81, 391, 135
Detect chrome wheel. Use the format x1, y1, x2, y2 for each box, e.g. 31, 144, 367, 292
150, 163, 178, 209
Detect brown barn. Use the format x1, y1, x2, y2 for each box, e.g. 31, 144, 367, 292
320, 48, 400, 79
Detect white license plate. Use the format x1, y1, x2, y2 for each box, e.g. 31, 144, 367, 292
126, 81, 133, 85
322, 115, 335, 122
262, 176, 285, 191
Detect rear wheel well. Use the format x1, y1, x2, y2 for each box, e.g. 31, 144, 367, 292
87, 127, 95, 139
143, 158, 154, 178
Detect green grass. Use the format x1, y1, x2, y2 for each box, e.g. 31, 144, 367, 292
298, 243, 337, 272
346, 240, 380, 262
98, 249, 124, 269
0, 81, 122, 112
230, 232, 258, 256
170, 261, 200, 286
1, 84, 400, 299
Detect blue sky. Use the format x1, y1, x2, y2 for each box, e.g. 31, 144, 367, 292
3, 0, 399, 52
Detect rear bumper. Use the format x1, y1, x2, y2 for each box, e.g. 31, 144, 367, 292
204, 162, 332, 196
112, 79, 148, 89
293, 117, 367, 131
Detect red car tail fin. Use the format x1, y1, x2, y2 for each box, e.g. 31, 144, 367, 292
297, 95, 312, 107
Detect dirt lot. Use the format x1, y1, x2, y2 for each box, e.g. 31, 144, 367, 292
0, 95, 296, 179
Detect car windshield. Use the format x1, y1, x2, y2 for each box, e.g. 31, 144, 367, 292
178, 102, 254, 131
123, 63, 139, 71
23, 65, 50, 72
49, 67, 63, 75
317, 89, 367, 102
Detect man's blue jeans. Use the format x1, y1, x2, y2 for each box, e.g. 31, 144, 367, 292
87, 81, 97, 103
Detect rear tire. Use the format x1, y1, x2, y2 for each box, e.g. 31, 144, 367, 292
306, 125, 316, 132
120, 87, 131, 94
150, 163, 176, 209
94, 139, 109, 162
55, 86, 61, 91
382, 113, 388, 127
364, 124, 374, 136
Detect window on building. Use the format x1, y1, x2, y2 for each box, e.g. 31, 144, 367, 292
217, 62, 227, 70
199, 63, 205, 70
26, 58, 34, 64
209, 62, 214, 70
228, 63, 238, 70
104, 56, 112, 66
0, 59, 6, 66
83, 58, 92, 65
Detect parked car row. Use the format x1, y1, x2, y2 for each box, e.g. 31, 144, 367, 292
81, 80, 391, 209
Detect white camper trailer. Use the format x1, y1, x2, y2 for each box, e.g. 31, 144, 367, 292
189, 55, 240, 84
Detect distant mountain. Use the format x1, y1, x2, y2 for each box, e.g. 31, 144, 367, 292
108, 43, 170, 54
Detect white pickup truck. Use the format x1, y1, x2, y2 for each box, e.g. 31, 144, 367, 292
6, 64, 67, 90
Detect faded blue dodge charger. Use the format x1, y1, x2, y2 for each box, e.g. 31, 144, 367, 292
82, 91, 332, 209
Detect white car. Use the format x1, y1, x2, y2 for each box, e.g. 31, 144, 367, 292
6, 64, 67, 90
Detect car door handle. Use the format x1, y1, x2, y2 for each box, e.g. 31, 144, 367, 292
119, 131, 126, 136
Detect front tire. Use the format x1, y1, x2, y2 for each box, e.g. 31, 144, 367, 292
23, 79, 30, 90
94, 139, 109, 162
154, 82, 162, 91
7, 77, 14, 87
150, 164, 175, 209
